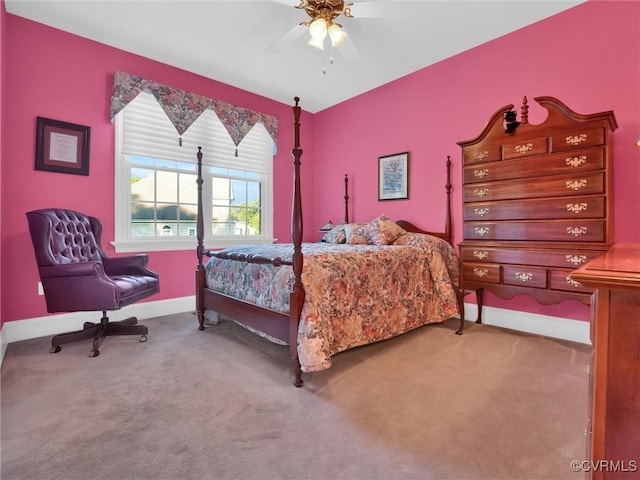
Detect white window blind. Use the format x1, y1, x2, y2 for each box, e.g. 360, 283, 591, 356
120, 91, 273, 172
113, 91, 275, 253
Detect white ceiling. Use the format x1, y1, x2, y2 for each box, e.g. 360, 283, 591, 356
6, 0, 585, 113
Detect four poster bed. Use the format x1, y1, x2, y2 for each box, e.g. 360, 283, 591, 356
195, 98, 461, 387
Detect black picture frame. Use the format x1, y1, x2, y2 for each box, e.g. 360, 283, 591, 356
378, 151, 409, 200
35, 117, 91, 176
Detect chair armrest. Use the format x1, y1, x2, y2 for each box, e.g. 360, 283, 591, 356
39, 261, 106, 279
103, 254, 158, 278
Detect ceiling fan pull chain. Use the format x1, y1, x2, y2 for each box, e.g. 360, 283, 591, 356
322, 43, 328, 74
322, 43, 336, 75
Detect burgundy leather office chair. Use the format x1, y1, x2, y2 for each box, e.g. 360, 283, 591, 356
26, 208, 159, 357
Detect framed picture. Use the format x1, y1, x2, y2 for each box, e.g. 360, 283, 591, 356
378, 151, 409, 200
35, 117, 91, 175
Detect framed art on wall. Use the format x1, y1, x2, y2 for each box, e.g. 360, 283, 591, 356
378, 151, 409, 200
35, 117, 91, 175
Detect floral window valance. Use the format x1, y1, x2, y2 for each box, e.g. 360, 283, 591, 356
110, 71, 278, 148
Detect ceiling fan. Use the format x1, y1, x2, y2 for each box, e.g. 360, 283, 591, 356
295, 0, 354, 50
269, 0, 403, 58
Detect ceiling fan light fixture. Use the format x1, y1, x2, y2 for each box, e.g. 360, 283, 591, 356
328, 23, 347, 47
308, 18, 327, 40
308, 35, 325, 50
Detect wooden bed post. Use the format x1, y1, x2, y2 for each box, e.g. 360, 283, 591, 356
444, 155, 452, 244
290, 98, 305, 387
344, 174, 349, 224
195, 146, 206, 330
444, 154, 464, 336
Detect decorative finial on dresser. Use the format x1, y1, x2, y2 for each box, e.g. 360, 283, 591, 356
521, 96, 529, 125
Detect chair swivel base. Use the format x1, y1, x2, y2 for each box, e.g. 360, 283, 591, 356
50, 313, 148, 357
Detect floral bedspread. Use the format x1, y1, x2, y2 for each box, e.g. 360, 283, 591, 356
205, 233, 459, 372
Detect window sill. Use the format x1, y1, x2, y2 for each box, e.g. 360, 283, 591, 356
111, 236, 276, 253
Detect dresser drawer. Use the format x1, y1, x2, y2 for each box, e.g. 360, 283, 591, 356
462, 263, 501, 284
502, 137, 548, 160
550, 268, 594, 293
463, 171, 605, 202
463, 147, 605, 184
463, 219, 606, 242
464, 196, 605, 221
459, 246, 606, 269
503, 265, 548, 289
463, 144, 502, 165
550, 127, 605, 152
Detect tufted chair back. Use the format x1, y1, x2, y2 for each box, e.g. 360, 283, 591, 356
28, 209, 106, 267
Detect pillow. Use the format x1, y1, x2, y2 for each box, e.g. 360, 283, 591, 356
321, 224, 346, 244
367, 214, 407, 245
344, 223, 371, 245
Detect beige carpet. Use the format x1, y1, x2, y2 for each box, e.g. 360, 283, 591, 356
1, 313, 591, 480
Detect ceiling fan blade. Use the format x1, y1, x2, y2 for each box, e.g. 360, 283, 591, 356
349, 1, 412, 18
269, 0, 410, 18
335, 35, 359, 63
269, 0, 301, 6
265, 23, 307, 54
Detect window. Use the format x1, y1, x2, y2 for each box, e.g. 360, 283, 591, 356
114, 91, 274, 252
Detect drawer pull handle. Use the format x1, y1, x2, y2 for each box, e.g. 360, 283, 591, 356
515, 143, 533, 154
566, 202, 588, 213
473, 268, 489, 278
567, 276, 582, 288
473, 168, 489, 178
515, 272, 533, 282
566, 179, 587, 191
474, 188, 489, 198
566, 155, 587, 167
566, 133, 587, 145
473, 250, 489, 260
474, 226, 490, 236
567, 226, 588, 237
473, 151, 489, 160
566, 254, 587, 266
474, 207, 490, 217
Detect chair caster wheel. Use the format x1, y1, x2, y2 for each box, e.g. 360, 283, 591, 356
140, 335, 147, 343
90, 350, 100, 358
50, 345, 61, 353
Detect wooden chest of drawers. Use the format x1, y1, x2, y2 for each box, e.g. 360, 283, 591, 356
458, 96, 617, 319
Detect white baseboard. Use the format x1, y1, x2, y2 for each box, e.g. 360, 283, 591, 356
461, 302, 591, 345
0, 297, 590, 366
0, 296, 196, 365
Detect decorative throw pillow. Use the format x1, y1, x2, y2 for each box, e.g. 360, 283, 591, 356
321, 224, 346, 244
367, 214, 406, 245
344, 223, 371, 245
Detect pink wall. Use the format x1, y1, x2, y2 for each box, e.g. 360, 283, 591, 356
1, 1, 639, 327
0, 1, 5, 327
1, 14, 315, 324
311, 0, 640, 322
